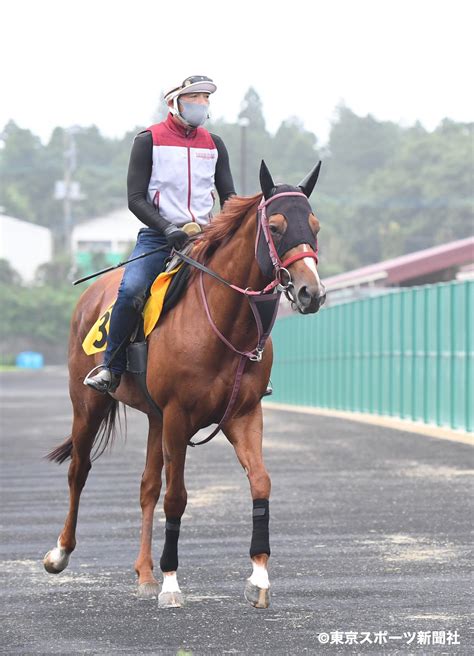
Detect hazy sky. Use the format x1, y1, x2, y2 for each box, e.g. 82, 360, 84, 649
2, 0, 472, 145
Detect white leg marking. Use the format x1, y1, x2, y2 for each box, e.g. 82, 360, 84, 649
158, 571, 184, 608
248, 561, 270, 589
161, 571, 181, 593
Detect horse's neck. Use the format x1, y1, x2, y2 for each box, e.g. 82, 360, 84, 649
209, 209, 265, 292
202, 210, 267, 342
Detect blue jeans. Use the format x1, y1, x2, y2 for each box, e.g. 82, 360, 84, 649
104, 229, 170, 374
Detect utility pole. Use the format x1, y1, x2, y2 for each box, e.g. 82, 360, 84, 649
63, 129, 74, 256
54, 126, 83, 257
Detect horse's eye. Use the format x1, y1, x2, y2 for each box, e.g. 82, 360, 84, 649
269, 224, 279, 235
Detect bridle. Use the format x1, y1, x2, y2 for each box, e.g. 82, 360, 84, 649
178, 191, 319, 299
174, 190, 320, 446
256, 191, 319, 302
176, 190, 320, 360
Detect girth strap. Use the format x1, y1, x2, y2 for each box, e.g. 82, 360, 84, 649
188, 355, 247, 447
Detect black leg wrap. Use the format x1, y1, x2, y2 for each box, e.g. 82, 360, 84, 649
250, 498, 270, 558
160, 518, 181, 572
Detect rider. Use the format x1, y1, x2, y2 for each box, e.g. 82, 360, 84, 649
85, 75, 236, 393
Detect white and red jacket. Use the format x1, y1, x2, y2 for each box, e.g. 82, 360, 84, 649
147, 114, 218, 226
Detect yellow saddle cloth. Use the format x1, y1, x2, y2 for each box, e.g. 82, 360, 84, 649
82, 265, 182, 355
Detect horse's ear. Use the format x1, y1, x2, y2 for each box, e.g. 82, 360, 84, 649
260, 160, 275, 200
298, 161, 322, 198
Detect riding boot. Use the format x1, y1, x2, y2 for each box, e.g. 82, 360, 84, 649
83, 293, 143, 394
84, 368, 121, 394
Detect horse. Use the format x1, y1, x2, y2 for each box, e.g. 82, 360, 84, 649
43, 160, 326, 609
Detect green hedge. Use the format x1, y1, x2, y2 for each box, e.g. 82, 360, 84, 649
0, 283, 82, 363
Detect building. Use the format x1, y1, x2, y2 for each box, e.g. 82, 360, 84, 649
71, 208, 143, 270
0, 214, 53, 282
322, 236, 474, 306
275, 236, 474, 315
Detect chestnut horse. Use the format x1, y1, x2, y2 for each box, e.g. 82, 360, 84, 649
43, 161, 326, 609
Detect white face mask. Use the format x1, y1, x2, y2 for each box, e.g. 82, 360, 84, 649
179, 101, 209, 127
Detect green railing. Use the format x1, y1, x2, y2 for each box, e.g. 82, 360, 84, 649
269, 280, 473, 432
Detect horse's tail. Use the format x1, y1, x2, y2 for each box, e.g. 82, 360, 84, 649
46, 400, 123, 464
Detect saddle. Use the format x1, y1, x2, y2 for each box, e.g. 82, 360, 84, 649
82, 248, 191, 357
162, 258, 190, 315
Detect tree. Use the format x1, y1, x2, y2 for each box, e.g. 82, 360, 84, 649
0, 258, 22, 285
320, 116, 473, 269
271, 117, 319, 184
323, 104, 402, 197
234, 88, 272, 194
1, 99, 471, 277
0, 121, 45, 223
35, 255, 75, 286
360, 120, 474, 259
238, 87, 266, 131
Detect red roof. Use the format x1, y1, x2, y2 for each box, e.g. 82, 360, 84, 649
324, 236, 474, 290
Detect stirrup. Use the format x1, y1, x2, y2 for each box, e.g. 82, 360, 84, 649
84, 366, 121, 394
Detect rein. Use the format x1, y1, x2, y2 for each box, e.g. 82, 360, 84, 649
177, 191, 319, 298
176, 191, 318, 446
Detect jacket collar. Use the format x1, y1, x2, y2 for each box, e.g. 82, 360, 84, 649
165, 113, 198, 138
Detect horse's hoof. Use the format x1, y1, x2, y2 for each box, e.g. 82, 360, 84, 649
43, 553, 64, 574
137, 582, 160, 599
43, 552, 69, 574
43, 546, 70, 574
244, 580, 270, 608
158, 590, 184, 608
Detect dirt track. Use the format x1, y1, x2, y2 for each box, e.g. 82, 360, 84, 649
1, 368, 472, 655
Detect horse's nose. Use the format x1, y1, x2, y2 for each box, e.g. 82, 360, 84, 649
319, 282, 326, 305
297, 285, 326, 313
297, 285, 313, 308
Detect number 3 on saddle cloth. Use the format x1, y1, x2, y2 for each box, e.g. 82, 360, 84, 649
81, 264, 189, 357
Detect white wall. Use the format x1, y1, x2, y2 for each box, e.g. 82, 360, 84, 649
0, 215, 52, 282
71, 208, 143, 254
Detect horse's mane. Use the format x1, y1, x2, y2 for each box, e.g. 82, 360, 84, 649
194, 193, 262, 264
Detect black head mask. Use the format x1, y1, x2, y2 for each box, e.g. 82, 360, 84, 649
256, 160, 321, 279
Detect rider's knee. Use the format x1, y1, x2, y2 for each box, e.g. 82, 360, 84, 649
119, 287, 147, 312
130, 292, 146, 312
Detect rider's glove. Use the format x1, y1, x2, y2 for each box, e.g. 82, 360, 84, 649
163, 224, 189, 250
